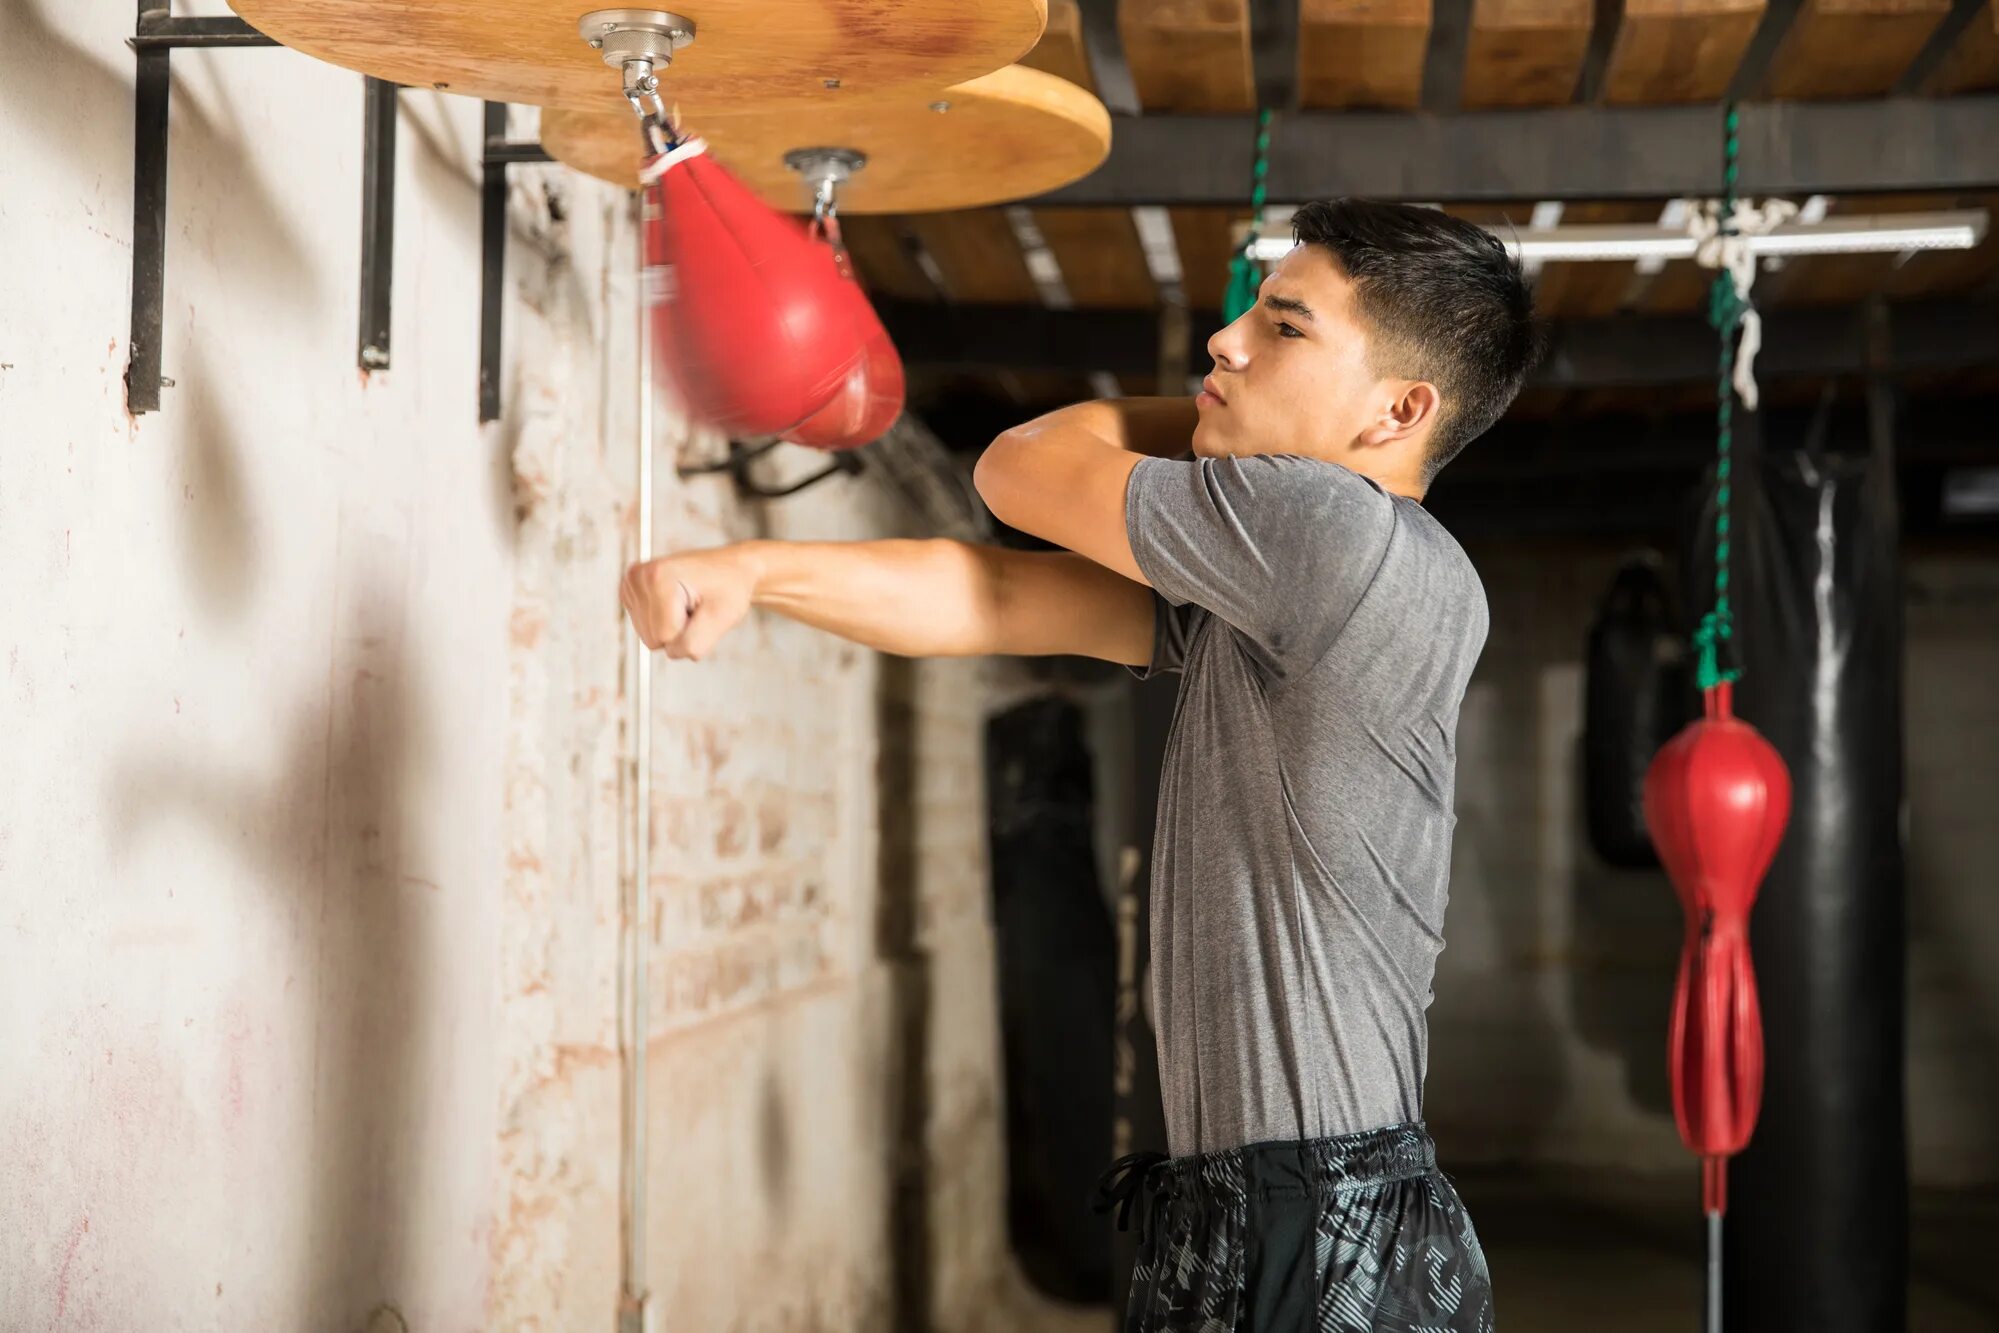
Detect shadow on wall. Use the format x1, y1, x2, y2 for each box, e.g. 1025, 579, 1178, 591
874, 652, 932, 1333
1565, 744, 1679, 1121
1429, 639, 1570, 1161
489, 171, 609, 553
175, 349, 257, 626
0, 1, 320, 307
109, 570, 435, 1330
1909, 834, 1999, 1179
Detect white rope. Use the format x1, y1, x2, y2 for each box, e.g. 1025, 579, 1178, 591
1687, 198, 1798, 410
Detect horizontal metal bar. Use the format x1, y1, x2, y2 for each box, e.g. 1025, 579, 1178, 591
131, 14, 276, 48
879, 298, 1999, 388
484, 141, 554, 165
1028, 97, 1999, 205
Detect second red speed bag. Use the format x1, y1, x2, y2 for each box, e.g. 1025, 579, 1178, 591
1643, 681, 1791, 1199
640, 139, 869, 436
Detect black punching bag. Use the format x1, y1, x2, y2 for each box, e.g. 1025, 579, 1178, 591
1584, 556, 1688, 867
1695, 442, 1908, 1333
986, 697, 1116, 1302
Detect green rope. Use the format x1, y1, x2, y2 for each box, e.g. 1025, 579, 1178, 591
1696, 104, 1745, 692
1222, 108, 1274, 323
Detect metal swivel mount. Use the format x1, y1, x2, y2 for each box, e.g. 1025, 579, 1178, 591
784, 147, 869, 222
579, 9, 696, 127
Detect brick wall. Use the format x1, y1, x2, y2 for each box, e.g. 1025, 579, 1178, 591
492, 196, 1039, 1326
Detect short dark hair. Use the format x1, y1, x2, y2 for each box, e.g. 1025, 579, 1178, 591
1291, 199, 1539, 481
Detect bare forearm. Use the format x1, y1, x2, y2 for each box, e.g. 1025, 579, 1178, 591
1016, 397, 1197, 459
742, 538, 1003, 657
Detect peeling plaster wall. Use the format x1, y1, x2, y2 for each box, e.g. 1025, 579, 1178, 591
1, 10, 1036, 1328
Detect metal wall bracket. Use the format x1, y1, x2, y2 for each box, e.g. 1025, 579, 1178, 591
358, 78, 400, 371
677, 439, 869, 499
124, 9, 410, 406
478, 103, 555, 423
125, 5, 277, 414
121, 16, 562, 425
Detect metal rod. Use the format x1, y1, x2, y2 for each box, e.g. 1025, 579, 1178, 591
737, 457, 862, 499
676, 439, 782, 476
130, 14, 277, 48
126, 28, 170, 414
621, 190, 656, 1333
358, 78, 398, 371
478, 103, 508, 423
1707, 1211, 1723, 1333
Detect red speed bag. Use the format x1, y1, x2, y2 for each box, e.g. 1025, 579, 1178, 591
782, 319, 905, 450
640, 139, 869, 435
1642, 681, 1791, 1212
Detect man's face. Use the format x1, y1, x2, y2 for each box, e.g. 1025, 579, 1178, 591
1191, 245, 1396, 461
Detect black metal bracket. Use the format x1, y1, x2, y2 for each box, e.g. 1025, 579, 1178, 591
125, 6, 277, 414
124, 8, 414, 407
358, 78, 399, 371
677, 439, 869, 499
121, 17, 553, 424
478, 103, 556, 423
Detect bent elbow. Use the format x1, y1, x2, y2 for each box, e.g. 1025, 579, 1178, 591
973, 433, 1028, 523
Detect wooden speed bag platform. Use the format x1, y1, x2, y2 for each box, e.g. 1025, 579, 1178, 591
540, 63, 1110, 210
228, 0, 1050, 116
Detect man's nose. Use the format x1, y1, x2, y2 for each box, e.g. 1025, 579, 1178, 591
1207, 316, 1248, 372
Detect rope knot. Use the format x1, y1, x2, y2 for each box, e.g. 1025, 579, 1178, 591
1687, 197, 1797, 411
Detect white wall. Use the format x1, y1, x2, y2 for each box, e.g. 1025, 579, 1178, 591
1, 8, 534, 1324
0, 6, 1044, 1329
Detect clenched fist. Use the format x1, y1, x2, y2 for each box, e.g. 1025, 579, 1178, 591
620, 544, 760, 661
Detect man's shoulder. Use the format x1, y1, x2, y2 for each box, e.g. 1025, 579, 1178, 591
1381, 501, 1488, 626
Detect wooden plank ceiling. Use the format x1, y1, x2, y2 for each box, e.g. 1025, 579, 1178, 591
831, 0, 1998, 419
1603, 0, 1766, 103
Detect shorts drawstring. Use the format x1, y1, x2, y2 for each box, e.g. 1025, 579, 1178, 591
1094, 1149, 1175, 1248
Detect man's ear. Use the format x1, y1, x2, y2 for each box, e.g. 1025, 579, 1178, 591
1358, 380, 1441, 448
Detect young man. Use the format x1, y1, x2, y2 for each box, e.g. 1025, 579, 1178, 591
622, 200, 1538, 1331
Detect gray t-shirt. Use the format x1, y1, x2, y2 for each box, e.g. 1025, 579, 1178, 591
1125, 452, 1488, 1157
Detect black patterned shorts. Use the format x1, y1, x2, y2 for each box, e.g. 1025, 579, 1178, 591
1095, 1123, 1494, 1332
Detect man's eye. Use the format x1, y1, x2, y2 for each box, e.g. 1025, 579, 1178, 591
1274, 321, 1303, 339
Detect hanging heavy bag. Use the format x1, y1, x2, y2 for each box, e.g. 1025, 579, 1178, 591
1585, 556, 1690, 867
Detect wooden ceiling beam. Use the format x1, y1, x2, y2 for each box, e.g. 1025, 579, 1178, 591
1602, 0, 1766, 103
1120, 0, 1257, 111
1764, 0, 1953, 98
1300, 0, 1434, 108
1029, 98, 1999, 204
1462, 0, 1598, 107
1024, 0, 1160, 309
1918, 0, 1999, 91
